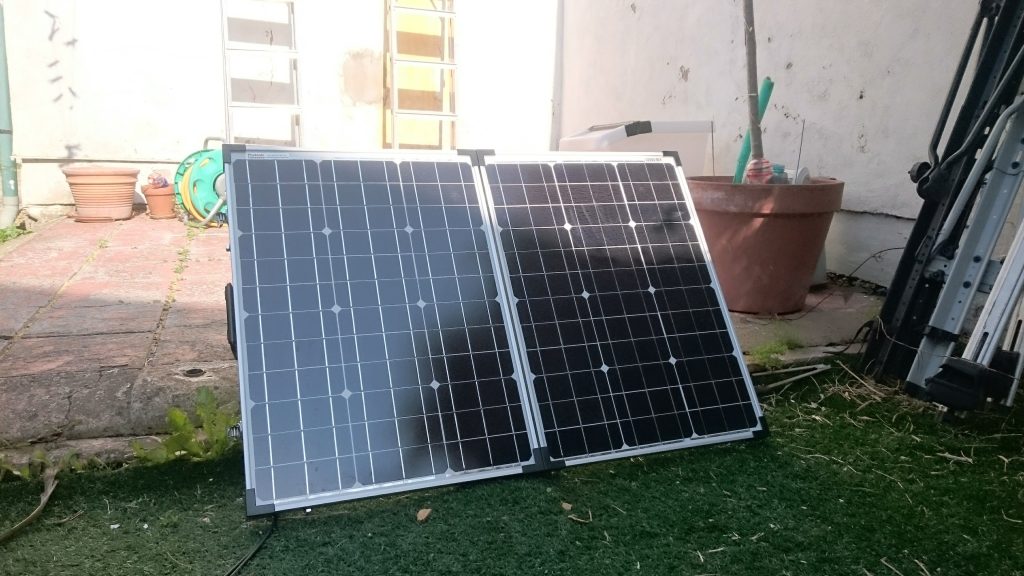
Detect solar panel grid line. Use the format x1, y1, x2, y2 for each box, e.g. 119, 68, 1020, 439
478, 153, 763, 464
611, 161, 730, 439
228, 148, 763, 514
561, 160, 696, 452
480, 158, 651, 458
609, 161, 709, 430
550, 161, 671, 454
404, 160, 479, 474
637, 160, 761, 434
531, 162, 621, 457
312, 158, 359, 495
459, 158, 549, 464
647, 162, 760, 430
462, 169, 548, 464
227, 150, 537, 514
473, 163, 557, 456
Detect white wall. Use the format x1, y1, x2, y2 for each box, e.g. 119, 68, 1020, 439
456, 0, 560, 151
559, 0, 978, 285
295, 1, 385, 151
6, 0, 560, 207
7, 0, 226, 205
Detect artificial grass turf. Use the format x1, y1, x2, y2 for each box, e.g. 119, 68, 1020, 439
2, 371, 1023, 575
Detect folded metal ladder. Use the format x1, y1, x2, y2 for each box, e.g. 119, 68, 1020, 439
385, 0, 457, 149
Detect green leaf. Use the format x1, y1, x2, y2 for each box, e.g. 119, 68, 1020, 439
166, 407, 194, 434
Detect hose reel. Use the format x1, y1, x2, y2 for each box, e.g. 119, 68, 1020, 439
175, 138, 228, 226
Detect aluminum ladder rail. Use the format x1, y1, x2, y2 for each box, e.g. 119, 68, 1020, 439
386, 0, 457, 149
905, 94, 1024, 409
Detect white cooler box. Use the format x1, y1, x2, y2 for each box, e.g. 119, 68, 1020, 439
558, 120, 714, 178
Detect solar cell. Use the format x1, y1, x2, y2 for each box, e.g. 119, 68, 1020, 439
480, 154, 763, 463
227, 149, 536, 514
226, 147, 765, 514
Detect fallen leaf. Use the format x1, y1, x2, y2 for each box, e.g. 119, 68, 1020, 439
416, 508, 432, 523
561, 502, 573, 512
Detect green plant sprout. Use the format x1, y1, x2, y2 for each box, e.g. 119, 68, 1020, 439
131, 387, 239, 464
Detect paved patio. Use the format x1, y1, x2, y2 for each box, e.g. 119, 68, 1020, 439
0, 214, 880, 459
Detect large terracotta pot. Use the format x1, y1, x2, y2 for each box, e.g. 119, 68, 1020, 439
62, 165, 139, 222
142, 184, 177, 220
687, 176, 844, 314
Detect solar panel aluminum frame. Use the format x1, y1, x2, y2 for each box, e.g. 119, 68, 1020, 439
475, 152, 765, 467
225, 148, 542, 515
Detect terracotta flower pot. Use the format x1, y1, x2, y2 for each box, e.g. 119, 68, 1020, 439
687, 176, 844, 314
62, 165, 140, 222
142, 184, 177, 220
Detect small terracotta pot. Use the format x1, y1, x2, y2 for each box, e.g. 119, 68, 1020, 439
142, 184, 177, 219
62, 165, 139, 222
687, 176, 844, 314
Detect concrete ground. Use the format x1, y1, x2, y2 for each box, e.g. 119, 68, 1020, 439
0, 215, 880, 461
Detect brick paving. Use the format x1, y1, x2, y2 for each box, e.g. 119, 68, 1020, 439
0, 213, 882, 455
0, 216, 236, 444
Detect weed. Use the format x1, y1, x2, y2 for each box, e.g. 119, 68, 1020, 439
131, 388, 238, 464
749, 340, 791, 370
0, 227, 28, 245
97, 238, 109, 249
0, 450, 89, 483
173, 246, 190, 275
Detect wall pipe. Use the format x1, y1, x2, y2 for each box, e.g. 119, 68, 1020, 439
0, 2, 18, 228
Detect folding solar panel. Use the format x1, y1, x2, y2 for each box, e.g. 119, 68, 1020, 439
226, 149, 537, 514
226, 146, 764, 515
479, 153, 764, 464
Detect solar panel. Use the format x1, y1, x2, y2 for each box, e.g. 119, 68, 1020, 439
226, 149, 537, 514
226, 147, 765, 515
479, 153, 763, 464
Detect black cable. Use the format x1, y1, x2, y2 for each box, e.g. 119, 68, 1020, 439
224, 515, 277, 576
826, 319, 874, 356
779, 247, 904, 323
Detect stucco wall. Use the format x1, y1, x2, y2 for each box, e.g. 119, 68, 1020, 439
6, 0, 559, 206
7, 0, 226, 206
456, 0, 559, 151
558, 0, 978, 285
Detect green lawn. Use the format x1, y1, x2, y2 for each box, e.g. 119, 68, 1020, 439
2, 366, 1023, 575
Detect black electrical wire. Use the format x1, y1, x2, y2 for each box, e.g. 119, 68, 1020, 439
223, 515, 277, 576
779, 246, 904, 323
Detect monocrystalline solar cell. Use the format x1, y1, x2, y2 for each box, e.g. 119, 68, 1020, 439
481, 155, 762, 463
227, 149, 536, 514
226, 147, 764, 515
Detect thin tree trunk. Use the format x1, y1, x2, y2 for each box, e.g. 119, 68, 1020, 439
743, 0, 763, 160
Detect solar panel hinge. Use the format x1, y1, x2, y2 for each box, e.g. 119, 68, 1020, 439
456, 148, 494, 167
521, 447, 564, 473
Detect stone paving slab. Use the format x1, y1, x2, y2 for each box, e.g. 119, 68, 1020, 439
152, 324, 236, 366
730, 286, 881, 352
0, 332, 153, 378
53, 279, 168, 307
0, 214, 883, 450
24, 302, 165, 337
0, 305, 38, 338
